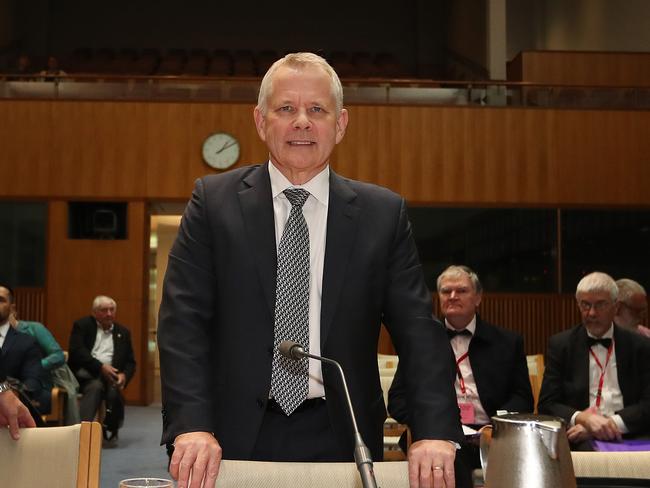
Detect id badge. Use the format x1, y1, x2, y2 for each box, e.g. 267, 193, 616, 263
459, 402, 475, 425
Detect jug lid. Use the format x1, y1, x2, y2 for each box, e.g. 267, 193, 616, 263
491, 413, 564, 431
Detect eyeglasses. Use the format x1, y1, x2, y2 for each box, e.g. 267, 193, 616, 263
578, 300, 612, 312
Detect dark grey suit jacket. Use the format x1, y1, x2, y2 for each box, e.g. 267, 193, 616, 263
1, 326, 47, 394
389, 315, 534, 426
157, 163, 462, 460
538, 323, 650, 436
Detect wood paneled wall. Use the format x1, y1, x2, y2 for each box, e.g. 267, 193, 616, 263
45, 201, 149, 404
13, 287, 46, 324
508, 51, 650, 86
3, 96, 649, 404
379, 293, 582, 356
1, 100, 649, 206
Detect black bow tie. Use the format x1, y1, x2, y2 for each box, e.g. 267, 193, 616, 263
587, 337, 612, 349
447, 328, 472, 339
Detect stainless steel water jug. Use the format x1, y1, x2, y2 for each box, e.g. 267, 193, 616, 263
480, 413, 576, 488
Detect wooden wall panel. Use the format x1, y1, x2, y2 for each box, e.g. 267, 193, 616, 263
45, 200, 148, 404
510, 51, 650, 86
13, 287, 46, 324
1, 100, 649, 206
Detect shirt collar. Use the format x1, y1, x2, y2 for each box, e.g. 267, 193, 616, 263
268, 161, 330, 206
96, 322, 114, 334
0, 321, 10, 338
445, 315, 477, 335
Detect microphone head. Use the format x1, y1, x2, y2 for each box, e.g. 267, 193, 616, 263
278, 340, 305, 360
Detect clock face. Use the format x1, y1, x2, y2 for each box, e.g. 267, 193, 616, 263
202, 132, 240, 170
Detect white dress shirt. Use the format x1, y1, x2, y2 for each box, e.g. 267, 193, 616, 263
91, 322, 115, 365
569, 324, 628, 433
445, 315, 490, 425
268, 161, 329, 399
0, 321, 10, 349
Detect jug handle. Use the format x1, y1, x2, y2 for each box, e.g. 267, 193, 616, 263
479, 425, 493, 473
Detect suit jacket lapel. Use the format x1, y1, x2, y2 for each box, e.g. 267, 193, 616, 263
613, 326, 631, 400
575, 326, 592, 407
239, 164, 277, 316
320, 171, 360, 347
1, 326, 17, 355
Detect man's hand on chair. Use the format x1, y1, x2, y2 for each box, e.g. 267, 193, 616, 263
170, 431, 222, 488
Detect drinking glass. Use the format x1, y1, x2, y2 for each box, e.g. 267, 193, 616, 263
119, 478, 174, 487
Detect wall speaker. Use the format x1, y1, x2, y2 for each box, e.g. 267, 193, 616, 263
68, 201, 127, 240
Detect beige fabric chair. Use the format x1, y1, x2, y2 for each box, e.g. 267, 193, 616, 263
215, 460, 409, 488
572, 451, 650, 479
0, 421, 102, 488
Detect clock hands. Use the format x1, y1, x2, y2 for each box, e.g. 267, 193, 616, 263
215, 140, 237, 154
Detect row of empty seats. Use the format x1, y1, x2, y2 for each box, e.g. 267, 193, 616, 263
2, 48, 410, 78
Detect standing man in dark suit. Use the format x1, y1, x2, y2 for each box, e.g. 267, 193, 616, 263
69, 295, 136, 442
158, 52, 462, 488
389, 265, 533, 487
538, 271, 650, 450
0, 284, 50, 416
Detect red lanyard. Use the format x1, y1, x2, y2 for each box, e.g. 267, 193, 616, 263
589, 340, 614, 409
455, 352, 470, 395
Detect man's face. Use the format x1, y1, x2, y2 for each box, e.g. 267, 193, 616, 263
93, 301, 116, 330
616, 293, 647, 328
254, 65, 348, 183
0, 287, 15, 323
577, 290, 618, 337
438, 275, 482, 329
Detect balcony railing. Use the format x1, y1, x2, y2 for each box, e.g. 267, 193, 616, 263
1, 73, 649, 109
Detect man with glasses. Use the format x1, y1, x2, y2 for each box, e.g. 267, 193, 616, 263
538, 272, 650, 450
614, 278, 649, 338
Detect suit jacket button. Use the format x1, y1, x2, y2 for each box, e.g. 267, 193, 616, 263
257, 398, 266, 408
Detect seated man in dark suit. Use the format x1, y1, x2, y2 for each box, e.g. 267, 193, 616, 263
538, 271, 650, 450
69, 295, 136, 443
0, 285, 50, 416
389, 265, 533, 487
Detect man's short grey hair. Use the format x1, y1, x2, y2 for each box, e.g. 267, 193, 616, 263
92, 295, 117, 310
575, 272, 618, 301
257, 52, 344, 117
436, 265, 483, 294
616, 278, 647, 304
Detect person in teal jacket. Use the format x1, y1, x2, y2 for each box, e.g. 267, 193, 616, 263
14, 320, 65, 373
11, 314, 80, 423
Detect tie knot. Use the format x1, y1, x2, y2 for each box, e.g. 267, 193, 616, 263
447, 328, 472, 339
588, 337, 612, 349
284, 188, 310, 208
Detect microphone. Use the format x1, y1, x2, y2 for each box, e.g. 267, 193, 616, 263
278, 340, 378, 488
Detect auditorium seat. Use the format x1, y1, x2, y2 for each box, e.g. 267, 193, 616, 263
184, 49, 209, 76
68, 47, 94, 73
328, 51, 355, 78
352, 52, 379, 78
0, 422, 102, 488
132, 48, 160, 75
156, 49, 187, 76
208, 50, 233, 76
376, 52, 408, 78
232, 50, 257, 76
112, 48, 139, 74
256, 50, 278, 76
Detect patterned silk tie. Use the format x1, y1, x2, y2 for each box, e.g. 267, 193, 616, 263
270, 188, 311, 415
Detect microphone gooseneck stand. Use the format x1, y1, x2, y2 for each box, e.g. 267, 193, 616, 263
279, 340, 379, 488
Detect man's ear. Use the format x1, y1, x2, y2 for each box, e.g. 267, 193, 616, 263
253, 106, 267, 142
335, 108, 349, 144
